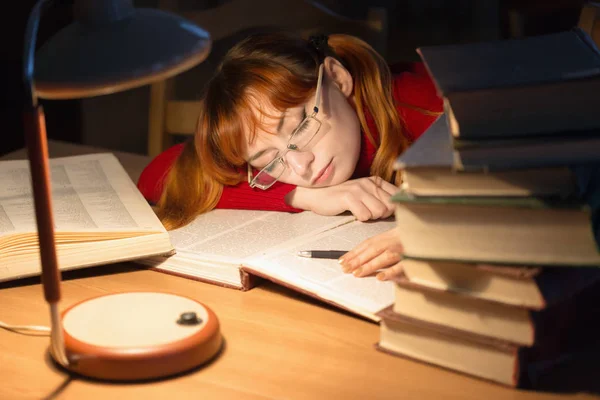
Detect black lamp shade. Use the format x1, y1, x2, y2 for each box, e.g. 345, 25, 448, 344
34, 8, 211, 99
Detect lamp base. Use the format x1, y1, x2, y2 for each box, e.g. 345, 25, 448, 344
57, 292, 222, 381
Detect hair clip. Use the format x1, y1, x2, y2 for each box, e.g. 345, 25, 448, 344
308, 34, 329, 56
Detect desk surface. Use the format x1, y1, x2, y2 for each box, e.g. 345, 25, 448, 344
1, 142, 597, 400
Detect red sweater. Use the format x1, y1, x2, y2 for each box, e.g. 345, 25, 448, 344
137, 62, 443, 210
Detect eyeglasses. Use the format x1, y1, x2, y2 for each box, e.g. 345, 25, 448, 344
247, 64, 324, 190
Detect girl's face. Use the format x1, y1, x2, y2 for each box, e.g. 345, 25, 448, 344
245, 59, 361, 188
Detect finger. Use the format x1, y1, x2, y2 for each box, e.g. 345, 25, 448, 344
376, 262, 404, 281
376, 184, 397, 211
339, 237, 376, 269
379, 202, 395, 219
341, 235, 375, 261
353, 250, 402, 278
340, 234, 396, 273
368, 176, 399, 197
366, 178, 397, 217
345, 196, 372, 222
359, 193, 390, 220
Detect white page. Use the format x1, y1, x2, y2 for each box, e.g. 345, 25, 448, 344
165, 209, 356, 265
243, 218, 398, 321
0, 153, 164, 235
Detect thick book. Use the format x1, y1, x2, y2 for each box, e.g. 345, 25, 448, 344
417, 28, 600, 139
392, 191, 600, 266
391, 266, 600, 346
377, 293, 600, 388
394, 114, 600, 182
396, 258, 544, 309
0, 153, 174, 282
138, 210, 397, 322
378, 275, 600, 388
378, 306, 522, 387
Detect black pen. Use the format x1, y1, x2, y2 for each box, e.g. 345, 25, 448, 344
297, 250, 347, 259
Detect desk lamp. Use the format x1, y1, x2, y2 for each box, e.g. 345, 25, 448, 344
23, 0, 222, 381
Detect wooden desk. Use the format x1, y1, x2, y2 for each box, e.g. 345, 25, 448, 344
0, 142, 596, 400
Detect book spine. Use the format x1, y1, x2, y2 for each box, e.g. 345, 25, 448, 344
455, 137, 600, 171
447, 79, 600, 140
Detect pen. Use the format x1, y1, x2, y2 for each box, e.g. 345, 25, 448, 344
297, 250, 347, 259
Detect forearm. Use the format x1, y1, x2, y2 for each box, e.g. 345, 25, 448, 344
284, 186, 309, 210
217, 181, 303, 212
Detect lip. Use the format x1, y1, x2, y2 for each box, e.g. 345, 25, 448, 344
312, 160, 334, 185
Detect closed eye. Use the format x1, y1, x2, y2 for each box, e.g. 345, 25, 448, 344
290, 108, 308, 138
249, 148, 280, 168
295, 121, 309, 135
248, 106, 308, 166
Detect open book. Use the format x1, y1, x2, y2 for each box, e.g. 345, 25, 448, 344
0, 153, 174, 282
139, 210, 397, 322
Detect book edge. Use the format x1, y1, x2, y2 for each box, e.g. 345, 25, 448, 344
392, 272, 545, 311
147, 266, 251, 291
374, 343, 518, 388
377, 305, 522, 351
240, 265, 382, 323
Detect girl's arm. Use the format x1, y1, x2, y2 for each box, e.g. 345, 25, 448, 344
137, 143, 303, 212
287, 177, 397, 221
220, 174, 399, 218
217, 180, 301, 212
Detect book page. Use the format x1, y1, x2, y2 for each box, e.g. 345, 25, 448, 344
243, 218, 398, 321
0, 153, 164, 235
165, 209, 356, 265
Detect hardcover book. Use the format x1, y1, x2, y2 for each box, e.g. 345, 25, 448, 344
0, 153, 174, 282
395, 258, 544, 309
391, 191, 600, 266
417, 28, 600, 139
377, 298, 600, 388
394, 114, 598, 184
391, 266, 600, 346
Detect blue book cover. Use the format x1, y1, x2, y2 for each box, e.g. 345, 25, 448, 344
395, 114, 600, 171
417, 28, 600, 94
416, 28, 600, 139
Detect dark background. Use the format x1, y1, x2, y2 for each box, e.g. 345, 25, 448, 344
1, 0, 585, 157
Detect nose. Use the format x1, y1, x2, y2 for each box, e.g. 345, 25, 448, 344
284, 150, 314, 178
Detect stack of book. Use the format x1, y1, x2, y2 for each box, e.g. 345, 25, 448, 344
377, 26, 600, 388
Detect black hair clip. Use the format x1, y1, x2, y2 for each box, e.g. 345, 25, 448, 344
309, 34, 329, 52
308, 34, 330, 60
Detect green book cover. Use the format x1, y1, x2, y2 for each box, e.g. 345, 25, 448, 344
391, 190, 588, 211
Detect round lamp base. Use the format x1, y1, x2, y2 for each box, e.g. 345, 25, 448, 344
57, 292, 222, 381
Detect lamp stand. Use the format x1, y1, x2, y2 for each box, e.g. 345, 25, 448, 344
23, 0, 221, 381
24, 103, 222, 381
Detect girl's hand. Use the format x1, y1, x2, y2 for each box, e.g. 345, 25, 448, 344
287, 176, 397, 221
339, 228, 404, 281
